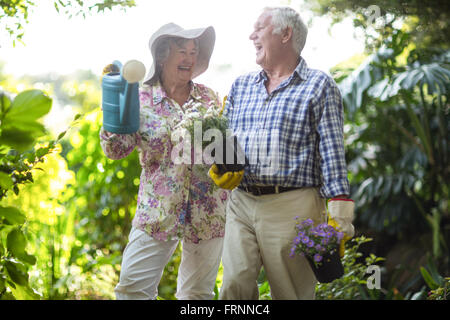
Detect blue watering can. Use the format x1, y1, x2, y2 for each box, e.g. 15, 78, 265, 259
102, 60, 146, 134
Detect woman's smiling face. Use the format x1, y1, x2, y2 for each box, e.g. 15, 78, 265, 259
161, 39, 199, 84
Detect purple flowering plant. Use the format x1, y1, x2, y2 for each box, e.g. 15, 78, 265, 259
290, 218, 344, 267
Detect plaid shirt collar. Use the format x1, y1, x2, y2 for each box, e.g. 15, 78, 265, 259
253, 56, 309, 84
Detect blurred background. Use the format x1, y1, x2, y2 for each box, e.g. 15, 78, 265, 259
0, 0, 448, 300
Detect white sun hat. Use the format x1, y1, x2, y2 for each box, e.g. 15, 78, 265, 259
143, 23, 216, 84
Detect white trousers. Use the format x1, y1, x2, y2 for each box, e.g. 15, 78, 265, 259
114, 227, 223, 300
219, 187, 326, 300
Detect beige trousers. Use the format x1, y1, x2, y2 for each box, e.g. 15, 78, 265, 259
219, 187, 326, 300
115, 227, 223, 300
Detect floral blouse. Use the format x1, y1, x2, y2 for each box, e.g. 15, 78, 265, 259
100, 81, 229, 243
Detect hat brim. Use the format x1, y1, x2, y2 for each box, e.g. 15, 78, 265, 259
143, 24, 215, 85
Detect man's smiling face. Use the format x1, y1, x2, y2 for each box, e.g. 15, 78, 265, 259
249, 11, 283, 68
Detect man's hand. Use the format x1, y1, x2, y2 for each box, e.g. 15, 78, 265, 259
328, 216, 353, 257
208, 164, 243, 190
327, 198, 355, 257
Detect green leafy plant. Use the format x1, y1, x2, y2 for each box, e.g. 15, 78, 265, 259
256, 236, 385, 300
315, 236, 385, 300
1, 0, 136, 45
427, 277, 450, 300
0, 87, 81, 299
0, 89, 53, 299
335, 29, 449, 295
419, 259, 449, 300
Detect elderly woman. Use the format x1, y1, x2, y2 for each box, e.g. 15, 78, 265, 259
100, 23, 228, 300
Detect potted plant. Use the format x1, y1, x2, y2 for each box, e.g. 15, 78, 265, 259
173, 98, 246, 173
290, 218, 345, 283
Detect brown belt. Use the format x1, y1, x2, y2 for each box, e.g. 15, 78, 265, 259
238, 185, 301, 196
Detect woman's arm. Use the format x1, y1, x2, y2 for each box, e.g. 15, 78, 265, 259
99, 128, 140, 160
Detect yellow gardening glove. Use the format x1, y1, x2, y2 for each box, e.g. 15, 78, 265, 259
102, 63, 120, 76
327, 199, 355, 257
220, 95, 227, 116
328, 216, 353, 257
208, 164, 244, 190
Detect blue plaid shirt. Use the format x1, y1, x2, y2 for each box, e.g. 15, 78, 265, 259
225, 57, 350, 198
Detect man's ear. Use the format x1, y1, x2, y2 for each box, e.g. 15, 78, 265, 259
281, 27, 293, 44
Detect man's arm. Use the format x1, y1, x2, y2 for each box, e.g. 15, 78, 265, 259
317, 77, 355, 257
317, 77, 350, 198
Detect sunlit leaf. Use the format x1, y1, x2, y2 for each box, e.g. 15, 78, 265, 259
0, 171, 13, 189
7, 89, 52, 121
0, 127, 36, 151
7, 228, 27, 257
0, 206, 26, 225
5, 260, 28, 287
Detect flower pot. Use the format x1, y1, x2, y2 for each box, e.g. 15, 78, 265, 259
213, 135, 247, 174
306, 250, 344, 283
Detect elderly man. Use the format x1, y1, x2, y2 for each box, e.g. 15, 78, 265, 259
209, 7, 355, 299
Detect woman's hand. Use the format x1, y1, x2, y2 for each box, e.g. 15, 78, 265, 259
208, 164, 244, 190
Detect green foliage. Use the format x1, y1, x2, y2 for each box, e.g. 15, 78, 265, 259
334, 25, 449, 296
1, 0, 136, 45
0, 89, 55, 299
427, 277, 450, 300
0, 69, 184, 299
53, 0, 136, 17
315, 236, 385, 300
305, 0, 450, 51
0, 90, 52, 151
14, 107, 141, 299
256, 237, 386, 300
0, 0, 33, 45
257, 268, 272, 300
64, 110, 139, 266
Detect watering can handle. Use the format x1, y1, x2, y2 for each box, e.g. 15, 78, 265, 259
112, 60, 123, 71
119, 82, 132, 124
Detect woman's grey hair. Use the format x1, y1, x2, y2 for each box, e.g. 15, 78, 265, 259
264, 7, 308, 56
153, 37, 199, 79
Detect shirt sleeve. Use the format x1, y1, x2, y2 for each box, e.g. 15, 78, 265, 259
99, 128, 140, 160
317, 78, 350, 198
223, 83, 235, 121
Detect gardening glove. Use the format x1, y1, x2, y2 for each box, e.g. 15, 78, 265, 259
220, 95, 227, 115
102, 63, 120, 76
328, 216, 353, 257
208, 164, 244, 190
328, 198, 355, 257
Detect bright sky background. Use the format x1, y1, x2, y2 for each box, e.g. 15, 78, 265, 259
1, 0, 365, 97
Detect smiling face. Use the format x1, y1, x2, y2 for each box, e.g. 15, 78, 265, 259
161, 39, 199, 85
249, 11, 284, 68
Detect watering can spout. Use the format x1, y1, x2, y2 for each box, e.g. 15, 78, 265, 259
101, 59, 146, 134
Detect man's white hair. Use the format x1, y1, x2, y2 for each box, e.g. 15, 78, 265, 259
264, 6, 308, 56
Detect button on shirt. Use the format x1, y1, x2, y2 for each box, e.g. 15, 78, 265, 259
225, 57, 350, 198
100, 81, 229, 243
